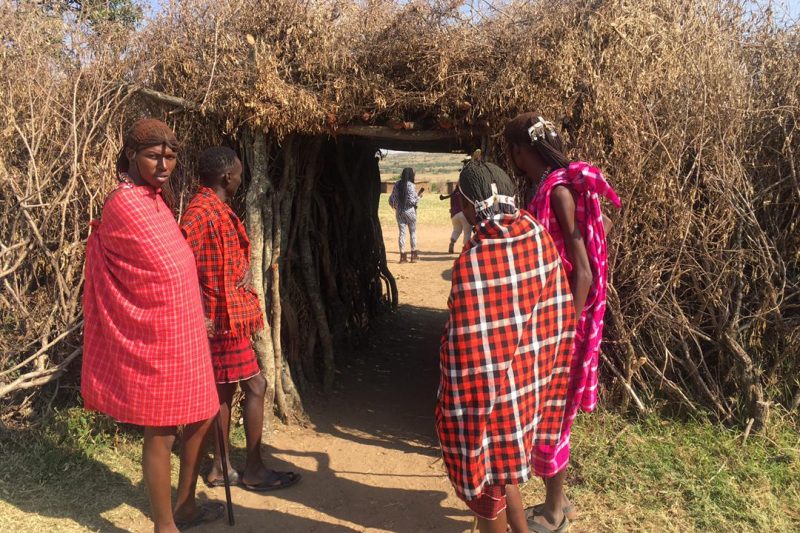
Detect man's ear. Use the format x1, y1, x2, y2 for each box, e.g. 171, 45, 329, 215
222, 172, 231, 187
125, 147, 136, 161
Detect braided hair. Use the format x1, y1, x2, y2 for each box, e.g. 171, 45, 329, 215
396, 167, 415, 210
458, 161, 517, 221
116, 118, 180, 173
198, 146, 238, 187
504, 112, 570, 171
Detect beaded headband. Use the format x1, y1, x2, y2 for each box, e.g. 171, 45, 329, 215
527, 116, 558, 144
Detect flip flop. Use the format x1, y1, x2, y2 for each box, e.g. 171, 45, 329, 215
242, 470, 301, 492
526, 503, 577, 521
204, 469, 241, 488
528, 514, 570, 533
175, 502, 225, 531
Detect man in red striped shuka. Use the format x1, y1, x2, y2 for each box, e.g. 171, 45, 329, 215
435, 161, 576, 533
82, 119, 223, 532
180, 147, 300, 492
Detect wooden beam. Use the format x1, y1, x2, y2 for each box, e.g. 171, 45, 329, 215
135, 86, 197, 110
115, 83, 197, 110
333, 124, 487, 144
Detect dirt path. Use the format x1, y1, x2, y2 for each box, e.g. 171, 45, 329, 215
194, 224, 473, 533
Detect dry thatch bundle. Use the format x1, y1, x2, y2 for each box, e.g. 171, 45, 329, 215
0, 0, 797, 427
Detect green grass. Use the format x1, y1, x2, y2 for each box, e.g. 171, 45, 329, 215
379, 151, 465, 180
0, 408, 256, 532
378, 192, 454, 228
0, 408, 147, 532
519, 412, 800, 532
1, 408, 796, 532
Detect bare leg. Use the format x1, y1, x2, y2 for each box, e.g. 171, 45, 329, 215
477, 509, 509, 533
143, 426, 179, 533
240, 372, 270, 485
505, 485, 527, 533
208, 383, 237, 482
532, 470, 567, 529
173, 416, 214, 522
544, 469, 574, 513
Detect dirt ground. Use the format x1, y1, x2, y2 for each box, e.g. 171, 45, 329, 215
183, 223, 473, 533
4, 207, 796, 532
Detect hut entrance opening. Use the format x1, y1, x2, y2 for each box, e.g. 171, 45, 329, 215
239, 127, 484, 423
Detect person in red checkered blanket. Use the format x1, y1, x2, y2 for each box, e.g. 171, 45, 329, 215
435, 161, 576, 533
180, 146, 301, 493
82, 119, 224, 531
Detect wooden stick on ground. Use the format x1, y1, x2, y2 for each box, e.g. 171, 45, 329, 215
216, 414, 235, 526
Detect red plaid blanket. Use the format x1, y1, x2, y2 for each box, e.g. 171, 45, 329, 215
82, 184, 218, 426
180, 187, 263, 338
435, 210, 575, 501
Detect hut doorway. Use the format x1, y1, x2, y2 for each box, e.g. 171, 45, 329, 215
377, 149, 467, 265
238, 127, 485, 422
295, 132, 483, 450
291, 138, 481, 516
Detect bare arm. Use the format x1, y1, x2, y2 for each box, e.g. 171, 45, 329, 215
552, 186, 593, 322
603, 214, 614, 236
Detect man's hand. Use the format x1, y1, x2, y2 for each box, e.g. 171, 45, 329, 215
205, 317, 215, 338
237, 268, 254, 290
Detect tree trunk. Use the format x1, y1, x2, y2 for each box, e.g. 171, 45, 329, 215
297, 138, 336, 391
242, 130, 277, 426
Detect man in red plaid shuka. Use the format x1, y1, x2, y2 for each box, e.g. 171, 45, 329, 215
436, 161, 575, 533
181, 146, 299, 492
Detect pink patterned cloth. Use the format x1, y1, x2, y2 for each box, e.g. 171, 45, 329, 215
528, 161, 621, 477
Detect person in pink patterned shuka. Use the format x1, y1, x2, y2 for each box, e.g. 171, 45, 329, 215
505, 113, 621, 533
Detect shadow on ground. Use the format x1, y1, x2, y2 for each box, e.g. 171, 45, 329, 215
206, 446, 467, 532
0, 420, 145, 532
309, 304, 448, 458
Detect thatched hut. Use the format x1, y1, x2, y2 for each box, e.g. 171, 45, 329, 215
1, 0, 798, 427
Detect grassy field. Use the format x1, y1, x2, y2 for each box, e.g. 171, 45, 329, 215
1, 408, 797, 532
539, 412, 800, 531
379, 151, 464, 190
378, 191, 454, 228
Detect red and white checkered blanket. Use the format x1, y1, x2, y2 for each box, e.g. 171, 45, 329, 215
436, 210, 575, 502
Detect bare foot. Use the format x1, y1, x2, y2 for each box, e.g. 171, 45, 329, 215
561, 495, 577, 521
153, 522, 180, 533
241, 463, 272, 486
173, 502, 224, 531
529, 509, 565, 533
206, 463, 239, 486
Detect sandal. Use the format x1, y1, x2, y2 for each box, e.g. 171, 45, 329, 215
525, 503, 577, 521
204, 469, 241, 488
528, 514, 570, 533
242, 470, 301, 492
175, 502, 225, 531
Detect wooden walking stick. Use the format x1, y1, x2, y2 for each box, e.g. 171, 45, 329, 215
215, 413, 235, 526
